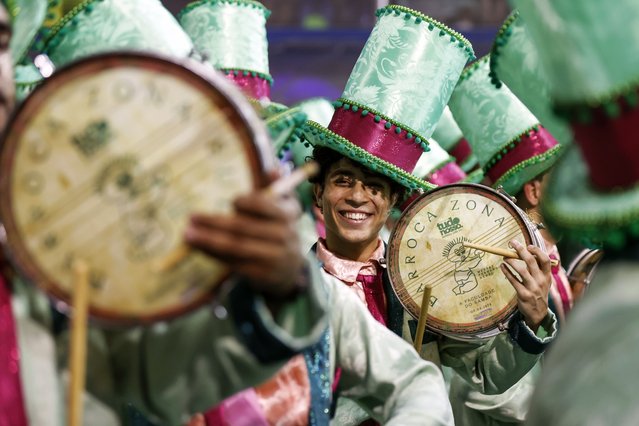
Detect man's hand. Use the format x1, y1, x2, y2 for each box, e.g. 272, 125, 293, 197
184, 171, 304, 300
500, 240, 552, 332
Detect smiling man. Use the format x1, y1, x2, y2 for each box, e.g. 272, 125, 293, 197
301, 4, 557, 424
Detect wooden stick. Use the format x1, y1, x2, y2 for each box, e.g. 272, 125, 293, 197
154, 162, 319, 273
463, 242, 559, 267
413, 285, 432, 352
68, 259, 90, 426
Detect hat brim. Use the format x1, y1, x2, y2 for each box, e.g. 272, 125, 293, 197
542, 145, 639, 249
493, 144, 564, 196
264, 106, 307, 156
463, 168, 484, 184
301, 120, 435, 193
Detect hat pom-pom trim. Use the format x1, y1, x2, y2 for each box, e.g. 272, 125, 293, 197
37, 0, 104, 53
488, 11, 519, 89
375, 5, 475, 60
483, 124, 542, 172
458, 55, 491, 82
178, 0, 271, 21
554, 82, 639, 123
221, 68, 273, 85
334, 98, 432, 153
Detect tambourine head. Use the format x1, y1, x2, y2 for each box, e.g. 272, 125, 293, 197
0, 53, 270, 324
388, 184, 534, 340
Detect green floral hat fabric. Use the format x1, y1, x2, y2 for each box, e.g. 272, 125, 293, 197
39, 0, 194, 68
302, 5, 474, 193
4, 0, 47, 65
490, 11, 572, 145
513, 0, 639, 108
449, 56, 562, 196
179, 0, 271, 80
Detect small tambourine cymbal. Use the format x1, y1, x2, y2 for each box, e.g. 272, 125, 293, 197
387, 183, 545, 341
0, 52, 274, 325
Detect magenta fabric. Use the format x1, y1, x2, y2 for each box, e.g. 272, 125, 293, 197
570, 100, 639, 190
327, 108, 424, 173
428, 162, 467, 186
0, 274, 28, 426
224, 73, 271, 101
486, 126, 559, 184
549, 254, 572, 319
204, 389, 269, 426
356, 270, 388, 327
450, 138, 473, 166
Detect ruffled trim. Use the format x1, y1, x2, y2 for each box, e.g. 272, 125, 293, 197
302, 121, 436, 193
376, 5, 475, 59
179, 0, 271, 20
335, 98, 431, 152
36, 0, 102, 52
488, 11, 520, 89
493, 144, 563, 194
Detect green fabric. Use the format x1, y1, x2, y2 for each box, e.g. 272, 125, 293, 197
526, 262, 639, 426
290, 98, 334, 167
42, 0, 193, 68
449, 56, 539, 169
513, 0, 639, 105
542, 145, 639, 250
412, 138, 454, 179
15, 62, 42, 103
432, 106, 464, 151
264, 106, 307, 156
179, 0, 270, 76
5, 0, 47, 65
341, 5, 474, 140
490, 12, 572, 145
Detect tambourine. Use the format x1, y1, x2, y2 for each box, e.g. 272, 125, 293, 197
0, 52, 274, 325
387, 183, 546, 341
566, 248, 604, 300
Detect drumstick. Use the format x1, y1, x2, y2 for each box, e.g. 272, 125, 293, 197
69, 259, 90, 426
463, 242, 559, 267
413, 285, 432, 352
154, 162, 319, 273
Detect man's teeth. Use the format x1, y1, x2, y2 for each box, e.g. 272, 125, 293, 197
343, 212, 368, 220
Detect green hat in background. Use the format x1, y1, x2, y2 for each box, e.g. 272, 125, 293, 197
432, 105, 479, 172
449, 56, 563, 196
36, 0, 194, 68
14, 62, 42, 103
179, 0, 272, 102
489, 11, 572, 146
302, 5, 475, 193
514, 0, 639, 250
179, 0, 305, 158
411, 138, 469, 186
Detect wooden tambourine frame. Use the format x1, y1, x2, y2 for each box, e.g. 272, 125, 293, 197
387, 183, 542, 341
0, 52, 275, 325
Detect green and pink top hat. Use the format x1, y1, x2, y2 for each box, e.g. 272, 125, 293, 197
489, 11, 572, 146
35, 0, 194, 68
432, 106, 479, 173
412, 139, 467, 187
449, 56, 563, 196
302, 5, 475, 193
179, 0, 272, 102
514, 0, 639, 249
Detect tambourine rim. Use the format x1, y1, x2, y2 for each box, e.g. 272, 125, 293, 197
387, 183, 532, 338
0, 51, 274, 325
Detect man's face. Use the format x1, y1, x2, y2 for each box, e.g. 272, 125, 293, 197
0, 5, 13, 132
315, 158, 397, 253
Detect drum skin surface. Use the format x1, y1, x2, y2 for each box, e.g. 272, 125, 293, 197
0, 52, 273, 325
388, 184, 536, 340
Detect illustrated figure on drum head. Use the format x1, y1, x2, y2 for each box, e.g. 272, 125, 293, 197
444, 238, 485, 296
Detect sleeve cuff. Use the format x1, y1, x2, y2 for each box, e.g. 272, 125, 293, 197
507, 310, 557, 355
228, 261, 328, 364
